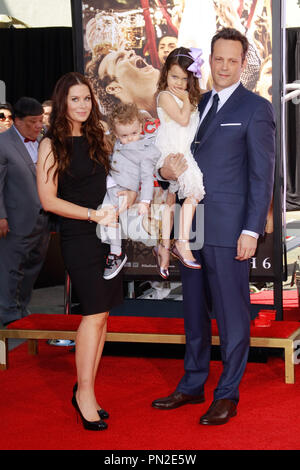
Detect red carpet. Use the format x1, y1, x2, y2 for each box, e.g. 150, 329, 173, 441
1, 288, 299, 450
0, 339, 300, 450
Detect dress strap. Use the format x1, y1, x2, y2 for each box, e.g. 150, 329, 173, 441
157, 90, 173, 106
157, 90, 182, 107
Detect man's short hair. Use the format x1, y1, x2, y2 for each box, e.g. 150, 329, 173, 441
14, 97, 43, 119
211, 28, 249, 62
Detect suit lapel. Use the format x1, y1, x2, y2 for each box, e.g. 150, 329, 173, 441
197, 84, 246, 150
9, 127, 36, 176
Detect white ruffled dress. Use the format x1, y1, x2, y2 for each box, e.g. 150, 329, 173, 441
155, 91, 205, 202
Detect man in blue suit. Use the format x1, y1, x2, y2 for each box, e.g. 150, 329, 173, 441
152, 28, 275, 425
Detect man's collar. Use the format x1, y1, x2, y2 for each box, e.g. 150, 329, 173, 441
13, 124, 24, 140
13, 124, 37, 143
211, 81, 241, 105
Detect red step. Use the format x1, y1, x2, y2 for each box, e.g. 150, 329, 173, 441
5, 313, 300, 339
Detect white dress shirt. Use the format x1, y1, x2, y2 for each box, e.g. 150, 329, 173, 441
200, 81, 241, 123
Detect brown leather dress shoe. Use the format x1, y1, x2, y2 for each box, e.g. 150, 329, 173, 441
199, 399, 237, 425
152, 391, 205, 410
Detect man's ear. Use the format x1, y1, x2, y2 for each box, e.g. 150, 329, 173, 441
241, 57, 248, 72
106, 81, 123, 96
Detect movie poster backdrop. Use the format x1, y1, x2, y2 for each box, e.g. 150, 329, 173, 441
75, 0, 275, 280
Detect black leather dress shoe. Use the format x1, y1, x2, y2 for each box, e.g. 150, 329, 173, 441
152, 391, 205, 410
199, 399, 237, 425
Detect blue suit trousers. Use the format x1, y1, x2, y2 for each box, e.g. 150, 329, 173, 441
176, 244, 251, 403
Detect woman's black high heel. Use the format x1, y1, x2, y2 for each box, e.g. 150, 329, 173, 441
73, 383, 110, 420
71, 394, 108, 431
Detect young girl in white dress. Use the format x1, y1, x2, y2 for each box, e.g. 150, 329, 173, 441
153, 47, 205, 278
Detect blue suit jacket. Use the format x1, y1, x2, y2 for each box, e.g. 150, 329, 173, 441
194, 84, 275, 248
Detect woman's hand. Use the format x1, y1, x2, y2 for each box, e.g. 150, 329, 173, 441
92, 205, 118, 227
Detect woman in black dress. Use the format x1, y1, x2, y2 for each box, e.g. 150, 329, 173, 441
37, 72, 129, 431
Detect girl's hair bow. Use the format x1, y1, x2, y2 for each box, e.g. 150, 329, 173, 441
187, 48, 204, 79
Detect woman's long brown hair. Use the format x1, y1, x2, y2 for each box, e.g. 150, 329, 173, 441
156, 47, 201, 108
45, 72, 111, 180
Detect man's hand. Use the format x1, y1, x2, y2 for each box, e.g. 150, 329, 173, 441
0, 218, 9, 239
235, 234, 257, 261
159, 153, 188, 181
117, 190, 138, 213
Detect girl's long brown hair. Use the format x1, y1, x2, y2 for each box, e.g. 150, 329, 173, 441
157, 47, 201, 108
45, 72, 111, 180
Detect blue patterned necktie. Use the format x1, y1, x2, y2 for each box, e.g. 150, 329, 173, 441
191, 93, 219, 153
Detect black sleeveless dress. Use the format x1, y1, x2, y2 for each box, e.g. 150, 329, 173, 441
58, 136, 123, 315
